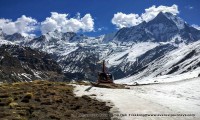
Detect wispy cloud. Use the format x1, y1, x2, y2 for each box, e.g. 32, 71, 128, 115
97, 27, 107, 31
185, 5, 194, 10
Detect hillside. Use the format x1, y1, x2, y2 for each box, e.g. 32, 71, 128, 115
0, 45, 64, 83
0, 81, 111, 120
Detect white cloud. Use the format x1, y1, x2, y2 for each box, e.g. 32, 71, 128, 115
98, 28, 102, 31
185, 5, 194, 10
0, 15, 37, 36
189, 6, 194, 9
80, 14, 94, 32
192, 24, 200, 30
0, 12, 94, 36
41, 12, 94, 34
97, 27, 107, 31
112, 4, 179, 29
141, 4, 179, 22
111, 12, 142, 28
0, 19, 11, 28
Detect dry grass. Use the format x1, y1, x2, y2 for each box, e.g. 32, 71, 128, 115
9, 102, 18, 109
0, 80, 111, 120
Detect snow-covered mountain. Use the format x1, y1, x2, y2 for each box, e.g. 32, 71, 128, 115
115, 40, 200, 84
113, 12, 200, 43
1, 12, 200, 82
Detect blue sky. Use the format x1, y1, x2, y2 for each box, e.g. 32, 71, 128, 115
0, 0, 199, 36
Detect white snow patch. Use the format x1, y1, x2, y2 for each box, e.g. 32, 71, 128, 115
74, 78, 200, 120
115, 68, 200, 85
105, 42, 159, 67
21, 73, 32, 81
0, 39, 14, 45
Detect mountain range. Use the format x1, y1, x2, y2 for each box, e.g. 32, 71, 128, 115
0, 12, 200, 83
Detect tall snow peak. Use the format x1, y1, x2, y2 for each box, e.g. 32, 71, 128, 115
114, 12, 200, 43
163, 12, 185, 29
44, 30, 77, 42
39, 30, 92, 43
0, 31, 35, 45
4, 33, 25, 41
146, 12, 180, 42
149, 12, 185, 30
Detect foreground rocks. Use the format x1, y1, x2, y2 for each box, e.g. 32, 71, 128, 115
0, 80, 111, 120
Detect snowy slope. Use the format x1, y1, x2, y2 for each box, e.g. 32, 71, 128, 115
0, 39, 14, 45
115, 40, 200, 84
74, 77, 200, 120
104, 42, 159, 67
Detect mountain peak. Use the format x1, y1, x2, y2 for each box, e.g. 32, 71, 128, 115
4, 33, 25, 41
157, 11, 168, 17
153, 12, 185, 30
113, 11, 200, 43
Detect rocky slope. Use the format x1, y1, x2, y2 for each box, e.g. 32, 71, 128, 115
0, 45, 64, 82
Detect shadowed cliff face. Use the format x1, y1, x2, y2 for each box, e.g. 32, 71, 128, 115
0, 45, 64, 83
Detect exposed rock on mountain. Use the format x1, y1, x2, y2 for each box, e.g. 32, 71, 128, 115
0, 45, 64, 82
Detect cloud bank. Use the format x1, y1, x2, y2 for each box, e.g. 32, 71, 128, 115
0, 15, 37, 36
112, 4, 179, 29
41, 12, 94, 34
0, 12, 94, 36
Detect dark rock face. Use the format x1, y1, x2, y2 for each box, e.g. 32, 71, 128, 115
58, 47, 101, 81
145, 12, 179, 42
114, 22, 154, 43
4, 33, 25, 41
180, 24, 200, 43
0, 45, 64, 82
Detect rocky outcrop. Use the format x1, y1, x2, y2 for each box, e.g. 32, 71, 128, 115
0, 45, 64, 82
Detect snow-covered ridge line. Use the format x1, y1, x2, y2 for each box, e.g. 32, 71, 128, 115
115, 40, 200, 84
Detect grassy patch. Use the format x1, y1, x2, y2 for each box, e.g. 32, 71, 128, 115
0, 80, 111, 120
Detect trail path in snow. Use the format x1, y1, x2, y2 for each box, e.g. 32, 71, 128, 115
73, 78, 200, 120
